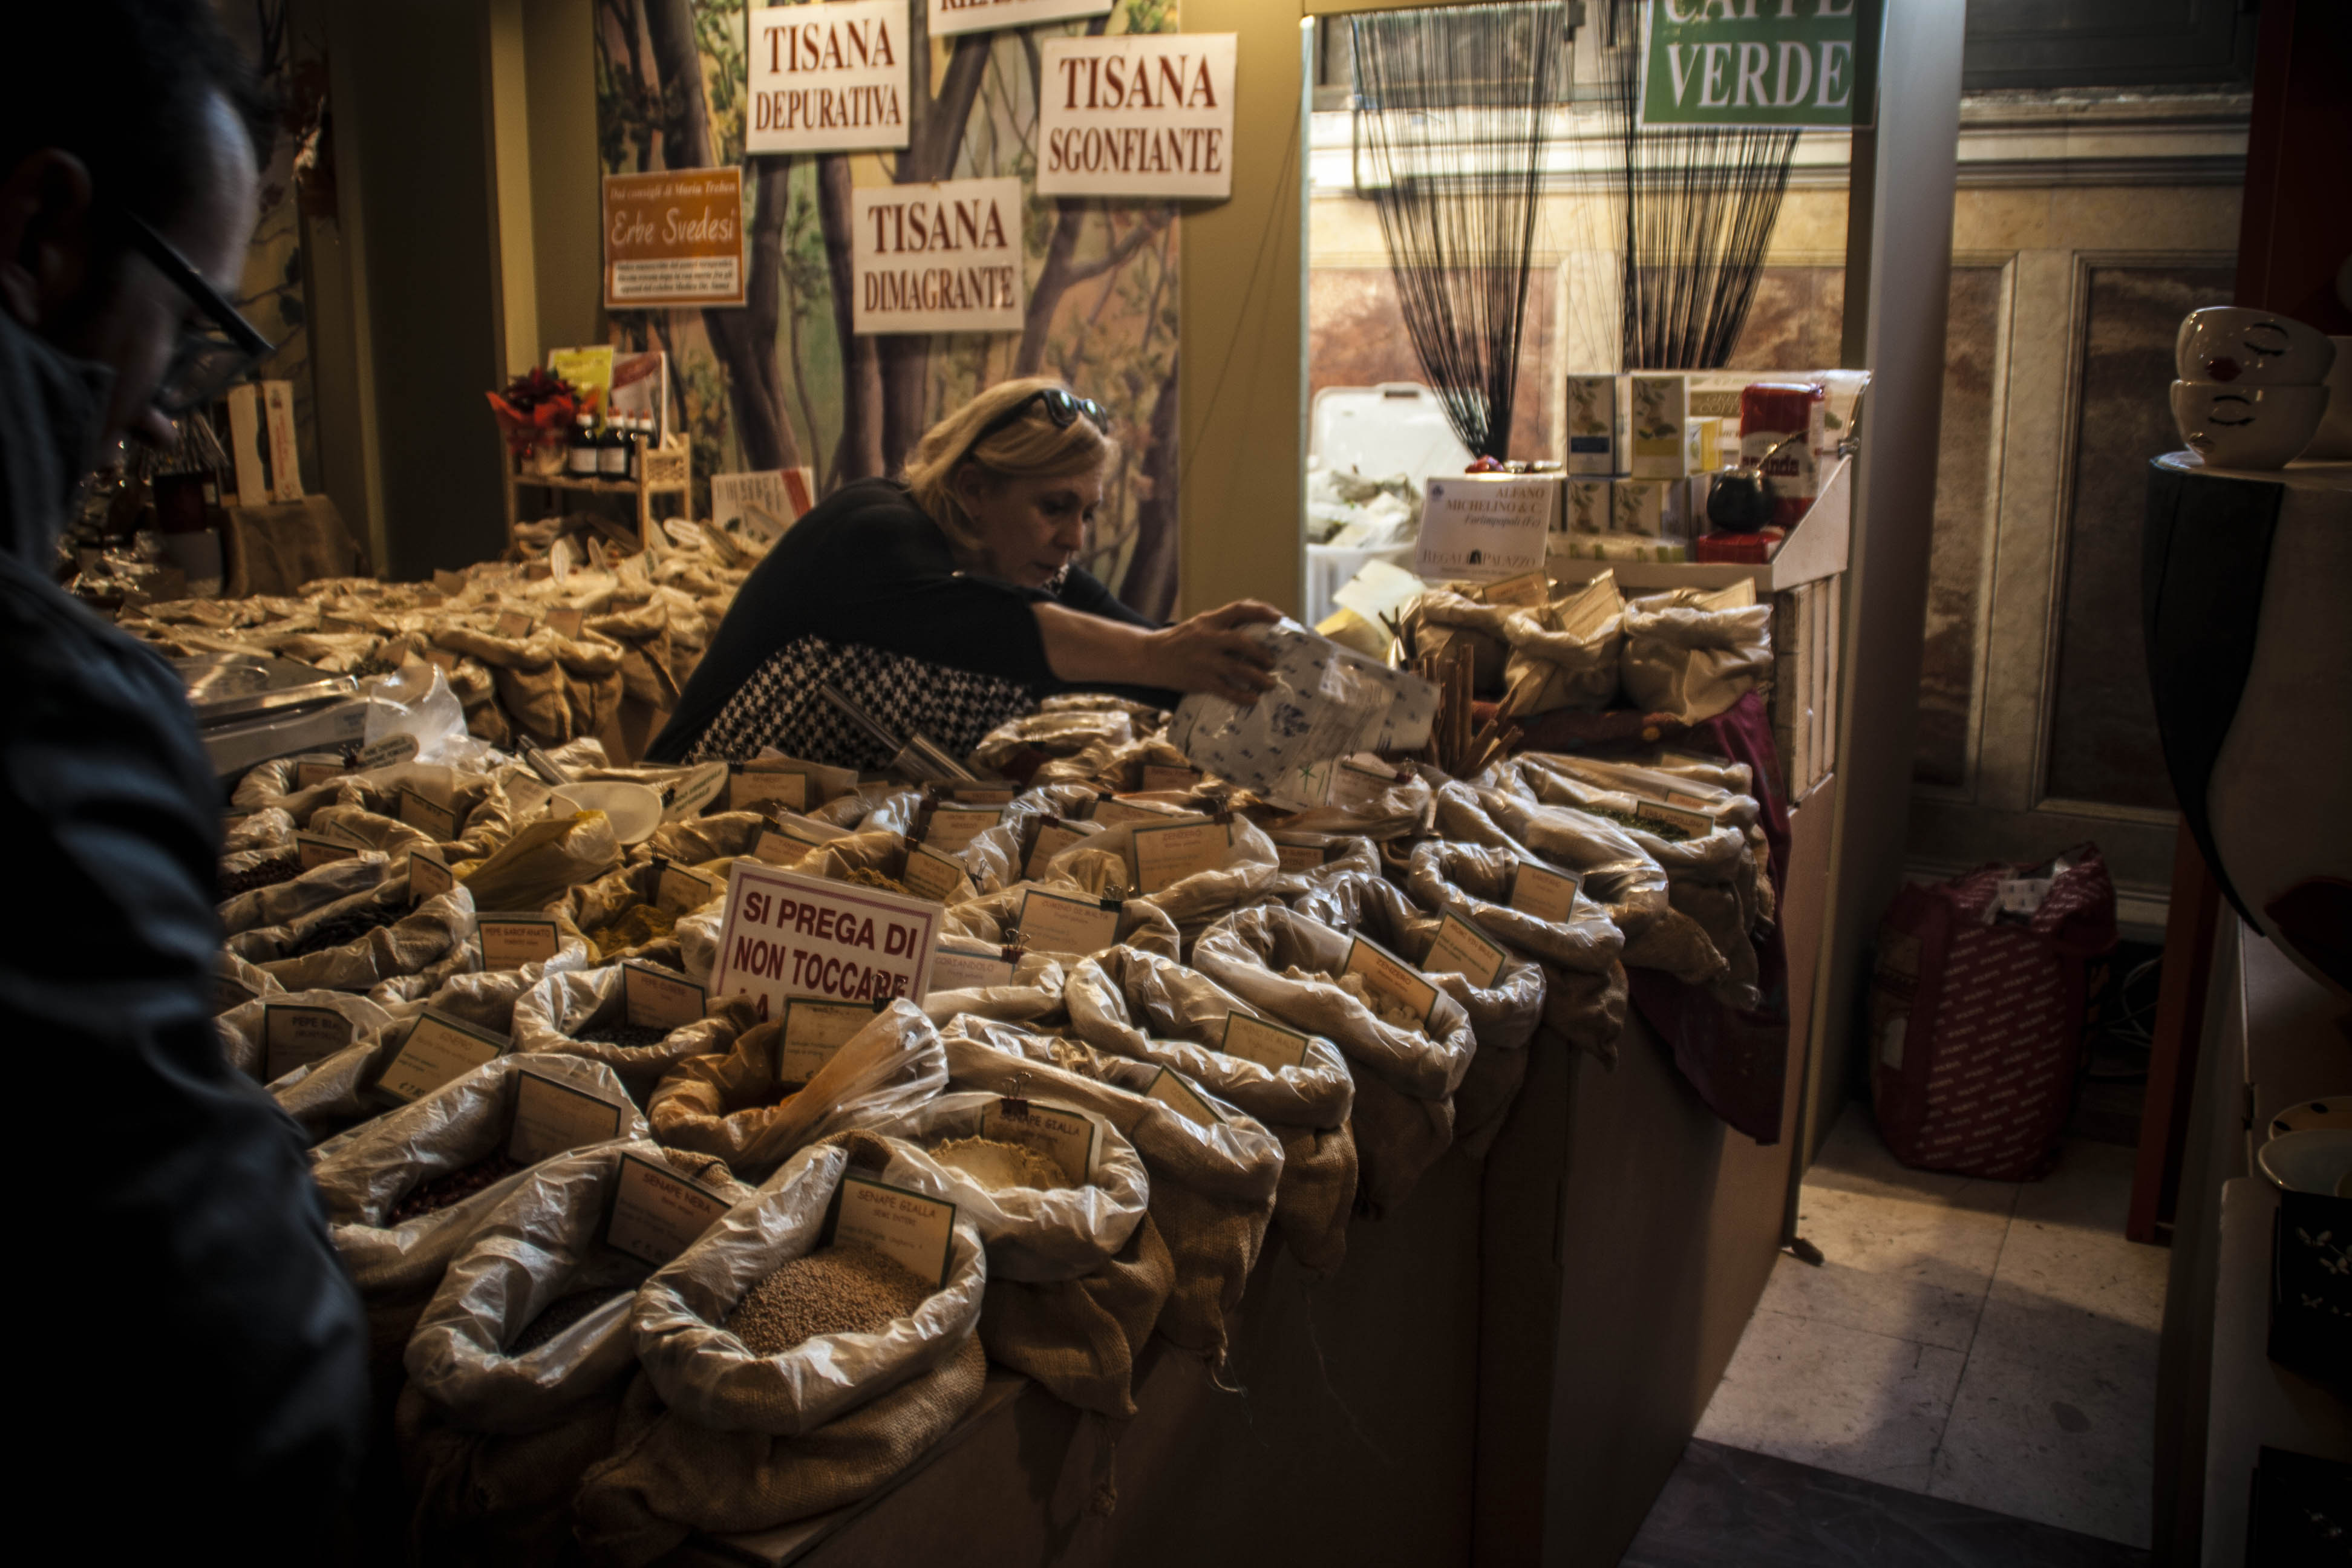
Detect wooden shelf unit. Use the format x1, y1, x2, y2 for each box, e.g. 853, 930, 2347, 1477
503, 434, 691, 551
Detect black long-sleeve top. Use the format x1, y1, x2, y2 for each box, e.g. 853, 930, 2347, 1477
646, 478, 1171, 767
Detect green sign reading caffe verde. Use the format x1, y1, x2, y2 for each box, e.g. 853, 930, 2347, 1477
1638, 0, 1880, 131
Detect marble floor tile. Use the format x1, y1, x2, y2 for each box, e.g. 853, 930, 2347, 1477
1622, 1439, 2154, 1568
1929, 1289, 2163, 1547
1694, 1308, 1967, 1491
1992, 1143, 2170, 1336
1759, 1180, 2013, 1351
1803, 1103, 2029, 1218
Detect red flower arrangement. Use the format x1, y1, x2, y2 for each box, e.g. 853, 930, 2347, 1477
486, 367, 581, 461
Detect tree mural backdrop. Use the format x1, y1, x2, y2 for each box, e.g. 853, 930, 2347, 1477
596, 0, 1183, 619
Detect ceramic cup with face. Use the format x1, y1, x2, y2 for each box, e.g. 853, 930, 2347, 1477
2174, 306, 2338, 386
2171, 379, 2333, 470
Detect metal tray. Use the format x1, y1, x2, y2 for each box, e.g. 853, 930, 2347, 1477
173, 653, 356, 725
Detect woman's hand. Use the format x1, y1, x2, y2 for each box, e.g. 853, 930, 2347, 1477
1145, 600, 1283, 702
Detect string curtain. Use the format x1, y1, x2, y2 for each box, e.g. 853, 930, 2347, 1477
1351, 3, 1565, 461
1601, 0, 1800, 370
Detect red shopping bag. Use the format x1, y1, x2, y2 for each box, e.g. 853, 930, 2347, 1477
1867, 846, 2117, 1180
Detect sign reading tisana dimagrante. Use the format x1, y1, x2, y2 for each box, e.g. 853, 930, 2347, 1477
1638, 0, 1879, 131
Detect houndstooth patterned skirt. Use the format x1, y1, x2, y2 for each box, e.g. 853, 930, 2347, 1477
683, 633, 1040, 769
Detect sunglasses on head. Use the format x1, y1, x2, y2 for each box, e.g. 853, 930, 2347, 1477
964, 387, 1111, 461
115, 209, 276, 418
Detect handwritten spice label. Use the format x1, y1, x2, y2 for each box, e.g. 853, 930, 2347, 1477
927, 945, 1018, 993
656, 862, 724, 913
921, 805, 1004, 853
623, 962, 706, 1031
1015, 889, 1120, 957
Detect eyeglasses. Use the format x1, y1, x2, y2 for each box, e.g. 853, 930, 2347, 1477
963, 387, 1111, 462
119, 211, 276, 417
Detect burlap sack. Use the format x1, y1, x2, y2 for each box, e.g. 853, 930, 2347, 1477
513, 965, 758, 1102
557, 858, 731, 967
1402, 587, 1515, 691
215, 987, 396, 1084
456, 811, 624, 913
1192, 904, 1474, 1215
393, 1380, 619, 1568
1500, 573, 1625, 715
632, 810, 768, 871
368, 935, 599, 1037
1255, 764, 1433, 843
1402, 838, 1630, 1063
1064, 946, 1356, 1272
238, 884, 480, 994
218, 850, 391, 937
943, 880, 1180, 962
959, 783, 1114, 895
918, 949, 1070, 1028
938, 1016, 1281, 1382
1619, 586, 1773, 723
1287, 870, 1542, 1161
647, 999, 946, 1177
869, 1089, 1150, 1282
1040, 814, 1281, 952
1518, 751, 1777, 931
573, 1141, 989, 1564
969, 704, 1138, 779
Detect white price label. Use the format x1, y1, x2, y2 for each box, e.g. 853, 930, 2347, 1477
1146, 1065, 1223, 1128
263, 1003, 353, 1081
979, 1099, 1097, 1185
1508, 861, 1583, 923
656, 863, 724, 913
1421, 912, 1509, 990
1128, 818, 1231, 895
727, 768, 809, 814
376, 1011, 506, 1105
1024, 819, 1088, 880
779, 997, 874, 1083
900, 844, 972, 906
1220, 1011, 1312, 1072
607, 1152, 732, 1267
921, 805, 1002, 852
1015, 889, 1120, 958
927, 946, 1018, 993
479, 914, 561, 970
400, 788, 460, 841
1341, 935, 1439, 1029
507, 1069, 626, 1165
831, 1174, 956, 1290
408, 846, 456, 905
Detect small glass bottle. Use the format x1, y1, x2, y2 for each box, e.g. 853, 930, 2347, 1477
597, 416, 629, 479
567, 414, 596, 476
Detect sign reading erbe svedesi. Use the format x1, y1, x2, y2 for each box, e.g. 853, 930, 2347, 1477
851, 178, 1025, 335
746, 0, 909, 154
929, 0, 1111, 38
707, 862, 941, 1021
1037, 33, 1237, 200
1639, 0, 1879, 130
603, 169, 745, 309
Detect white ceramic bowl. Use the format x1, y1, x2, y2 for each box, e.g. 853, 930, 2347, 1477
2175, 306, 2337, 386
551, 781, 664, 846
2171, 379, 2331, 470
2258, 1128, 2352, 1198
2300, 336, 2352, 461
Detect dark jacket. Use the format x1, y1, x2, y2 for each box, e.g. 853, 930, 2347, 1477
647, 478, 1171, 763
2, 314, 366, 1545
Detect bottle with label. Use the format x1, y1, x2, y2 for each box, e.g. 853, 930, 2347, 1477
567, 414, 597, 477
620, 416, 641, 482
597, 417, 629, 479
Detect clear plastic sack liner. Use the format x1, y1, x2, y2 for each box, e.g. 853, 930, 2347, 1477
1263, 832, 1383, 903
312, 1050, 647, 1298
1165, 619, 1437, 806
917, 949, 1068, 1027
958, 783, 1105, 895
365, 929, 596, 1030
241, 884, 479, 995
943, 880, 1180, 963
648, 998, 946, 1175
1504, 756, 1753, 876
1434, 777, 1670, 934
219, 851, 391, 938
1402, 587, 1517, 690
363, 660, 491, 768
632, 1140, 987, 1437
214, 948, 282, 1013
1189, 904, 1475, 1103
809, 784, 925, 837
1519, 750, 1759, 833
1500, 573, 1626, 716
1402, 838, 1625, 975
405, 1139, 756, 1435
1618, 587, 1774, 724
969, 705, 1138, 777
1285, 869, 1545, 1056
1256, 762, 1433, 843
215, 987, 396, 1082
631, 811, 769, 871
457, 809, 623, 912
1039, 815, 1281, 941
1063, 946, 1355, 1130
220, 805, 295, 863
867, 1089, 1149, 1282
513, 963, 755, 1091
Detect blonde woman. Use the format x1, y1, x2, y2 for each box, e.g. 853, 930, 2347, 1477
648, 378, 1278, 767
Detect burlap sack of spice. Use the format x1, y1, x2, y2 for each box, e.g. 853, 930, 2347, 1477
367, 932, 599, 1037
1287, 870, 1543, 1161
1500, 757, 1762, 1008
809, 784, 926, 837
1040, 814, 1282, 954
1403, 838, 1630, 1063
215, 987, 396, 1083
312, 1052, 645, 1379
514, 967, 757, 1102
1261, 831, 1381, 906
917, 948, 1070, 1028
942, 880, 1180, 962
866, 1091, 1149, 1282
435, 626, 574, 743
1192, 904, 1475, 1215
299, 802, 437, 861
573, 1142, 988, 1565
1402, 587, 1515, 692
1064, 946, 1356, 1273
214, 948, 281, 1014
218, 815, 296, 885
1500, 574, 1626, 715
558, 858, 729, 966
587, 599, 684, 710
631, 810, 769, 871
218, 849, 391, 936
969, 704, 1138, 778
647, 998, 946, 1178
1255, 763, 1434, 843
1618, 586, 1774, 724
959, 783, 1108, 895
938, 1016, 1280, 1383
550, 631, 629, 759
1518, 752, 1777, 931
238, 884, 480, 994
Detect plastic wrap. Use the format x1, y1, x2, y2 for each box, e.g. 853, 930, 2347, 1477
512, 964, 757, 1098
1619, 587, 1773, 723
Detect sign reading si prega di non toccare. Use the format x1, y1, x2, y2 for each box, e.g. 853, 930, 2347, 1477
1638, 0, 1880, 131
708, 863, 941, 1022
